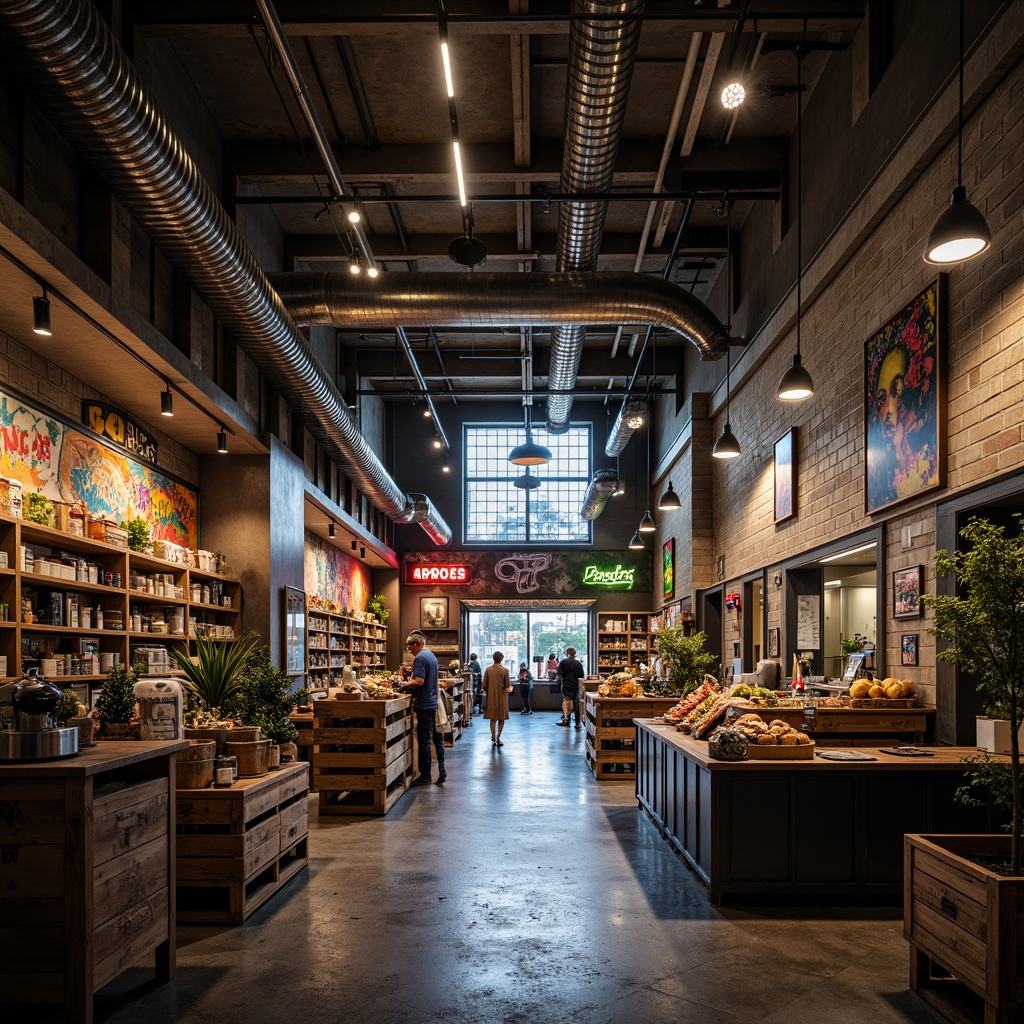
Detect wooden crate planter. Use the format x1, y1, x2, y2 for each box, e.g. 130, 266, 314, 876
313, 696, 414, 815
904, 833, 1024, 1024
175, 761, 309, 923
584, 694, 679, 781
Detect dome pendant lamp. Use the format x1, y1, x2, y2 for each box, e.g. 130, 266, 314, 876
658, 480, 681, 511
713, 347, 742, 459
777, 42, 815, 402
923, 0, 991, 265
508, 409, 551, 466
636, 412, 655, 533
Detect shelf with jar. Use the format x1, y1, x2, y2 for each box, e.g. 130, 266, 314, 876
304, 609, 390, 688
596, 611, 652, 678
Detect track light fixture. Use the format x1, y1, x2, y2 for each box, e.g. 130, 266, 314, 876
923, 0, 991, 264
366, 265, 379, 278
360, 546, 366, 559
349, 257, 361, 275
658, 480, 681, 511
442, 454, 451, 473
160, 382, 173, 417
216, 427, 228, 454
432, 436, 443, 450
328, 522, 336, 539
351, 540, 357, 551
33, 286, 51, 336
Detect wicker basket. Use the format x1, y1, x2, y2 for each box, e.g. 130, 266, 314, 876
226, 738, 271, 776
177, 757, 214, 789
178, 739, 216, 761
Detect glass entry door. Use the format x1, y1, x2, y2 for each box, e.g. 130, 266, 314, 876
466, 609, 590, 677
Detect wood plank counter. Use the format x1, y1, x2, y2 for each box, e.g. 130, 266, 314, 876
635, 721, 997, 905
0, 740, 187, 1024
731, 703, 936, 745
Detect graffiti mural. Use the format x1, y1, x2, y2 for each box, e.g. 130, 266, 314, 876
305, 532, 371, 612
0, 389, 198, 547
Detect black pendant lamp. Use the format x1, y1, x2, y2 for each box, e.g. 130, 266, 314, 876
658, 480, 681, 511
713, 347, 741, 459
508, 409, 551, 466
636, 414, 655, 533
514, 469, 541, 490
777, 42, 815, 402
627, 440, 645, 549
33, 286, 52, 336
923, 0, 991, 265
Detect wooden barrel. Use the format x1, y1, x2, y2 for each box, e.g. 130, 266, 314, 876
177, 739, 216, 761
225, 726, 261, 743
226, 738, 271, 776
177, 757, 214, 789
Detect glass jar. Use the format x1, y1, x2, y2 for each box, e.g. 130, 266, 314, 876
215, 753, 238, 782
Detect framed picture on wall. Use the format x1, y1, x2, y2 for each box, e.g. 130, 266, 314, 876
662, 539, 674, 600
284, 586, 306, 675
420, 596, 449, 629
774, 428, 796, 523
865, 278, 945, 514
893, 564, 924, 618
901, 633, 919, 666
767, 627, 780, 659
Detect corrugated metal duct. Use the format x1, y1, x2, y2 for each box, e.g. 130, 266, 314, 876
579, 469, 621, 520
0, 0, 452, 546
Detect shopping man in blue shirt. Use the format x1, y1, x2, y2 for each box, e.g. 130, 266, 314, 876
403, 631, 446, 785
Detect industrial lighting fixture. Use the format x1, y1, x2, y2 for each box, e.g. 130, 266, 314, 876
712, 348, 742, 459
508, 413, 551, 466
514, 469, 541, 490
721, 81, 745, 109
216, 427, 228, 454
160, 382, 174, 417
923, 0, 991, 264
636, 415, 655, 533
423, 407, 432, 418
349, 259, 361, 275
328, 522, 336, 539
627, 444, 644, 549
623, 399, 648, 430
658, 480, 681, 511
360, 546, 366, 559
366, 265, 379, 279
638, 510, 655, 534
32, 286, 52, 336
432, 436, 443, 450
819, 542, 876, 564
351, 540, 357, 551
442, 454, 451, 473
347, 208, 361, 224
628, 530, 645, 550
777, 42, 815, 402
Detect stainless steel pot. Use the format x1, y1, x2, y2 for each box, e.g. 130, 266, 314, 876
12, 668, 64, 731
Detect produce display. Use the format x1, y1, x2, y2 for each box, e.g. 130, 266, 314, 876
690, 696, 748, 739
663, 682, 719, 726
732, 713, 811, 746
848, 676, 916, 700
597, 671, 645, 698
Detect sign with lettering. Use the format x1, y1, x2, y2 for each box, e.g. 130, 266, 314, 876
581, 564, 636, 589
82, 401, 159, 465
405, 563, 473, 585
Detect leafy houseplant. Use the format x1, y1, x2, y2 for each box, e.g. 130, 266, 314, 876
225, 644, 299, 745
922, 514, 1024, 875
23, 491, 54, 526
171, 633, 258, 724
654, 628, 718, 694
123, 515, 151, 553
95, 662, 140, 726
367, 594, 389, 623
840, 634, 865, 655
56, 687, 83, 725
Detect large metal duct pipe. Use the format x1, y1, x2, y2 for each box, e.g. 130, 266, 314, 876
546, 0, 646, 434
579, 469, 621, 521
0, 0, 451, 546
270, 272, 730, 356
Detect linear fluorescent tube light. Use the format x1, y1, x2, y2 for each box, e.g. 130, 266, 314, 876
824, 579, 842, 587
441, 41, 455, 98
453, 140, 467, 207
818, 543, 876, 564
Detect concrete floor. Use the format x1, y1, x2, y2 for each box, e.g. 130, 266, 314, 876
26, 711, 947, 1024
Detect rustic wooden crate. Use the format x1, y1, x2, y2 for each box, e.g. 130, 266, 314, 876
175, 761, 309, 923
584, 695, 679, 781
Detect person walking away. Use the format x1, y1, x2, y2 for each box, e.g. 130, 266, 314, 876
469, 652, 483, 714
546, 652, 558, 681
403, 631, 446, 785
481, 651, 511, 746
517, 662, 533, 714
556, 647, 585, 730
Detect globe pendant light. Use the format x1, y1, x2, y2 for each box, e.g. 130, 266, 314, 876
923, 0, 991, 265
508, 410, 551, 466
777, 43, 814, 402
658, 480, 681, 511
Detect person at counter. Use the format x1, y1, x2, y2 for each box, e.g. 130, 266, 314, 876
403, 631, 446, 786
556, 648, 585, 730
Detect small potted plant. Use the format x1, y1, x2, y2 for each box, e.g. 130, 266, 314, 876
23, 491, 54, 526
225, 644, 300, 765
56, 687, 94, 747
95, 662, 140, 738
367, 593, 389, 623
123, 515, 151, 553
840, 634, 864, 655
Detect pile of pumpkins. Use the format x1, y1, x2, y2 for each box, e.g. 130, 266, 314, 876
848, 676, 915, 700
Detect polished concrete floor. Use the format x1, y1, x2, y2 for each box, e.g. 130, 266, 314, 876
29, 711, 947, 1024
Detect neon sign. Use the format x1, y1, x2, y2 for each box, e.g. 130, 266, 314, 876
582, 564, 635, 589
405, 563, 473, 585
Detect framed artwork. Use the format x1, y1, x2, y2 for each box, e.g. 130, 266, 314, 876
662, 539, 674, 600
767, 627, 780, 659
865, 278, 945, 514
420, 596, 449, 629
284, 586, 306, 675
842, 652, 866, 682
773, 428, 796, 523
893, 565, 924, 619
901, 633, 919, 666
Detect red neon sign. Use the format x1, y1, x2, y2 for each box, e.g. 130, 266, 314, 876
405, 563, 473, 585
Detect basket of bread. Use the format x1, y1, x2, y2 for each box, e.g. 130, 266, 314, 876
847, 676, 916, 707
597, 671, 645, 698
732, 713, 815, 758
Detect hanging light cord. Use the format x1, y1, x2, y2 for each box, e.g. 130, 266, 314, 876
956, 0, 965, 186
795, 26, 805, 362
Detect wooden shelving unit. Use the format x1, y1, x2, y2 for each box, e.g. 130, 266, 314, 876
442, 673, 465, 746
0, 514, 242, 696
175, 761, 309, 923
595, 611, 652, 678
584, 693, 679, 780
306, 610, 388, 690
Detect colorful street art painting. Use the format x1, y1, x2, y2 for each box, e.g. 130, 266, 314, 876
0, 388, 198, 548
305, 532, 371, 612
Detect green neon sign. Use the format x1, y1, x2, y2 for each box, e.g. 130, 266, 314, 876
582, 564, 635, 589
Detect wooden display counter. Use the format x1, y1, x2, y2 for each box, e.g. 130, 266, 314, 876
288, 710, 315, 786
728, 702, 935, 745
176, 760, 309, 923
635, 721, 995, 904
584, 693, 680, 780
0, 740, 186, 1024
313, 696, 414, 815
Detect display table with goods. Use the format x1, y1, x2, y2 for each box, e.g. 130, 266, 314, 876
584, 689, 681, 780
634, 721, 996, 904
312, 695, 414, 816
175, 760, 309, 923
0, 739, 187, 1024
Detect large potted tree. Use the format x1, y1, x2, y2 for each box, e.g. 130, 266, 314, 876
904, 515, 1023, 1024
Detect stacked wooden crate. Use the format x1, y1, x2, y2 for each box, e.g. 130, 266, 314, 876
175, 761, 308, 923
313, 696, 414, 815
585, 694, 679, 781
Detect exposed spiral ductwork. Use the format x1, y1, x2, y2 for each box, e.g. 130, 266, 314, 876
0, 0, 451, 546
270, 272, 730, 355
546, 0, 646, 434
579, 469, 621, 521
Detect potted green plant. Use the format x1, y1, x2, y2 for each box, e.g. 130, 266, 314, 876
95, 662, 140, 738
23, 491, 54, 526
367, 593, 389, 623
654, 627, 718, 694
904, 515, 1023, 1023
225, 644, 300, 764
840, 634, 865, 655
123, 515, 151, 553
56, 687, 94, 747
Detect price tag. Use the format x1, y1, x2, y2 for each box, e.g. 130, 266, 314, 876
802, 705, 817, 731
